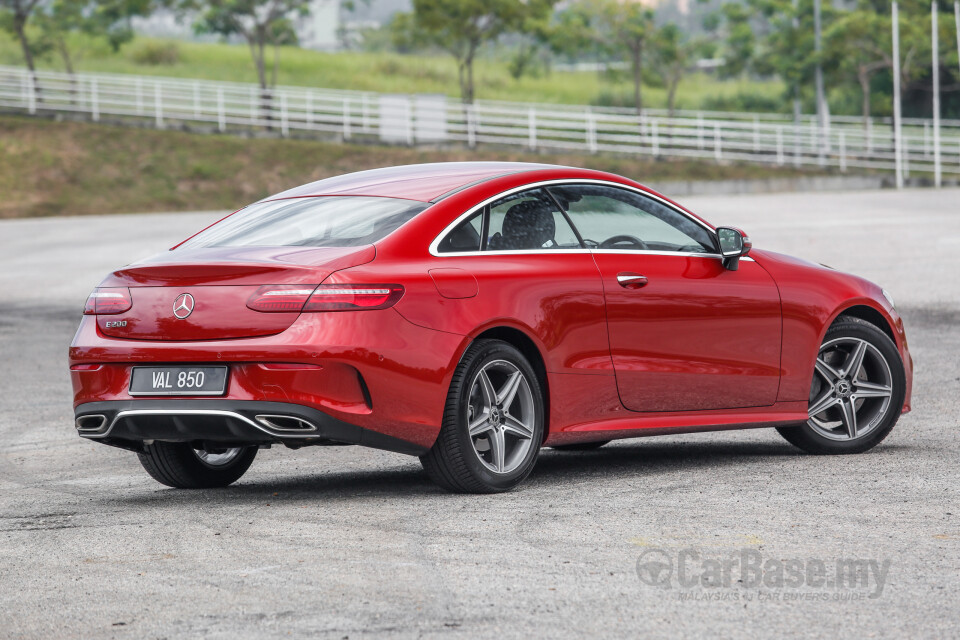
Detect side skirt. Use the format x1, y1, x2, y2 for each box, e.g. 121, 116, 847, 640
543, 401, 808, 447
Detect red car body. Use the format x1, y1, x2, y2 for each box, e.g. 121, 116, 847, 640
70, 162, 912, 456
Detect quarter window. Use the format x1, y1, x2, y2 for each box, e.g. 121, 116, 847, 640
437, 210, 483, 253
548, 184, 716, 253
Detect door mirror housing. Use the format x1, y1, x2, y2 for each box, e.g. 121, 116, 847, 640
716, 227, 752, 271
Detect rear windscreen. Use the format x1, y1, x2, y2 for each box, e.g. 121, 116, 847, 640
179, 196, 429, 248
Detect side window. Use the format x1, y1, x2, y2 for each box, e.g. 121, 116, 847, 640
487, 188, 581, 251
437, 210, 482, 253
549, 185, 716, 253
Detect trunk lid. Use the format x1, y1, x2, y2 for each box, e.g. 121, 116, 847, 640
96, 245, 375, 341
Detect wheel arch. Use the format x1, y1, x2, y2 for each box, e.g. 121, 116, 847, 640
809, 300, 910, 408
833, 304, 897, 344
798, 299, 903, 405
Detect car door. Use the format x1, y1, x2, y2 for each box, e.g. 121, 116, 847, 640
548, 183, 781, 413
429, 186, 612, 376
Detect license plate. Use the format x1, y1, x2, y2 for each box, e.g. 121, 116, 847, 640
129, 366, 228, 396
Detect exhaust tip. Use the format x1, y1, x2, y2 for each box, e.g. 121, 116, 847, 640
254, 414, 318, 434
75, 414, 108, 433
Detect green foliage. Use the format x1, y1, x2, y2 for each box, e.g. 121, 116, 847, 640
540, 0, 656, 113
714, 2, 753, 78
700, 89, 785, 113
0, 31, 785, 110
396, 0, 556, 103
128, 38, 180, 65
507, 39, 549, 80
1, 0, 153, 73
181, 0, 309, 88
385, 12, 417, 53
1, 0, 52, 71
596, 0, 655, 113
542, 0, 596, 58
707, 0, 960, 118
650, 22, 712, 114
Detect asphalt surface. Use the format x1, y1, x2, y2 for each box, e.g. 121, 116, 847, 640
1, 189, 958, 639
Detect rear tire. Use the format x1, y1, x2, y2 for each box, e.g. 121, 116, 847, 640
776, 317, 905, 455
138, 442, 257, 488
421, 339, 545, 493
551, 441, 610, 451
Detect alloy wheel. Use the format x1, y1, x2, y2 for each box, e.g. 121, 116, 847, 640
807, 337, 894, 441
194, 447, 243, 467
466, 360, 537, 474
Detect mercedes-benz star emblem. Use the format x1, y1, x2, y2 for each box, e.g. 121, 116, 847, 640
173, 293, 195, 319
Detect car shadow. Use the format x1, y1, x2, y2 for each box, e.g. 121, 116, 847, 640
95, 436, 909, 508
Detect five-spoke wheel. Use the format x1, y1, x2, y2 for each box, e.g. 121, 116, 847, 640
466, 360, 537, 474
807, 337, 894, 441
778, 317, 905, 454
420, 339, 545, 493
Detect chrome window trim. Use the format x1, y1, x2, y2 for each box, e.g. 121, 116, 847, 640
428, 178, 719, 258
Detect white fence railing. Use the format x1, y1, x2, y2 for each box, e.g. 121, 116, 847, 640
2, 65, 959, 176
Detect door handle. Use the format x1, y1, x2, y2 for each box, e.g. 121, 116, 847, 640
616, 272, 648, 289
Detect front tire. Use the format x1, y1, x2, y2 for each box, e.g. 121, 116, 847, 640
138, 443, 257, 488
420, 339, 545, 493
777, 317, 905, 455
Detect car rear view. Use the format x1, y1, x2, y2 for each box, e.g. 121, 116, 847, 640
69, 194, 459, 488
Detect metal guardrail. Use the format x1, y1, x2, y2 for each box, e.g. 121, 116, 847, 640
2, 65, 959, 176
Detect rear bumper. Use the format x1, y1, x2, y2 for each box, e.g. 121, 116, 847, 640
74, 399, 428, 455
69, 308, 468, 451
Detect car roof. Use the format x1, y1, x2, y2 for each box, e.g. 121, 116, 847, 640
262, 162, 561, 203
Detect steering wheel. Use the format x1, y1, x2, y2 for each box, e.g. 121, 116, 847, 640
600, 234, 648, 250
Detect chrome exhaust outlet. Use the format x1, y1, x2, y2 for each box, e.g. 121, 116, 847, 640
75, 414, 108, 433
254, 415, 318, 434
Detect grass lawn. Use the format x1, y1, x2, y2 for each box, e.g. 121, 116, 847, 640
0, 114, 830, 219
0, 34, 784, 111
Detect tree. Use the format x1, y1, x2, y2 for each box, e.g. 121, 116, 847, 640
401, 0, 555, 104
545, 0, 654, 114
506, 6, 555, 81
386, 11, 426, 54
650, 23, 711, 116
596, 0, 655, 115
542, 0, 596, 61
0, 0, 44, 73
188, 0, 310, 89
708, 0, 839, 116
34, 0, 152, 75
35, 0, 85, 74
706, 0, 948, 120
825, 11, 889, 123
824, 7, 928, 123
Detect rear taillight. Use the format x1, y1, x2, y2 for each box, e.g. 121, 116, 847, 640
83, 288, 132, 315
245, 286, 316, 312
247, 285, 404, 313
304, 285, 404, 311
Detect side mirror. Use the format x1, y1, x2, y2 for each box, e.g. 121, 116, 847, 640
716, 227, 752, 271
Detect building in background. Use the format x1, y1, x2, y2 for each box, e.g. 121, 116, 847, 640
298, 0, 341, 50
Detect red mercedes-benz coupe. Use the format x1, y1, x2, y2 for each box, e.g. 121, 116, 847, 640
70, 162, 912, 493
